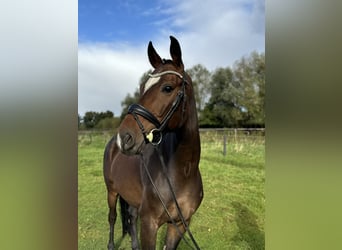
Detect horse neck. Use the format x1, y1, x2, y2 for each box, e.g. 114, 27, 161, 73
182, 92, 200, 144
179, 105, 200, 149
162, 96, 200, 167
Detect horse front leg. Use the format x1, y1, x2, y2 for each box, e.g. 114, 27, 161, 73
140, 214, 158, 250
128, 206, 140, 250
164, 220, 188, 250
107, 191, 119, 250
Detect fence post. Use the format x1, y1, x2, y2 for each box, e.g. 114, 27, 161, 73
223, 134, 227, 156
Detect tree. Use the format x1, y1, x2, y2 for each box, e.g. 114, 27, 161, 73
83, 111, 97, 129
186, 64, 211, 116
78, 114, 82, 129
95, 117, 120, 130
83, 110, 114, 129
232, 51, 265, 126
199, 51, 265, 127
199, 67, 242, 127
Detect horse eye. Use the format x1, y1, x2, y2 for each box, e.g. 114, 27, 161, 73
162, 85, 174, 93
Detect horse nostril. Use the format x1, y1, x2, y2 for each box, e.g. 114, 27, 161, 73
123, 133, 135, 151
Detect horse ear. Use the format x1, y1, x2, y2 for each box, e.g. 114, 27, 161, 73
148, 41, 163, 69
169, 36, 183, 68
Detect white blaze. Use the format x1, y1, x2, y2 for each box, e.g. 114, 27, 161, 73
143, 76, 160, 94
143, 70, 183, 94
116, 133, 122, 150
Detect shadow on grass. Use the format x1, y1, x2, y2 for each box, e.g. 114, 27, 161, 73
231, 201, 265, 250
112, 223, 167, 250
201, 154, 264, 169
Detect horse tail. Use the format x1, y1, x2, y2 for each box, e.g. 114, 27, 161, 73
119, 196, 130, 237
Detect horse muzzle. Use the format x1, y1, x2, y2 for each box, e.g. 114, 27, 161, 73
116, 129, 144, 155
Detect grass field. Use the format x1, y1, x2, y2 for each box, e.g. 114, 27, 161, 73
78, 130, 265, 249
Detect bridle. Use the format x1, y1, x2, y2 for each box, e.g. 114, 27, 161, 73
127, 70, 187, 145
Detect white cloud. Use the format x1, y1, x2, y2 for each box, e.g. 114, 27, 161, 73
78, 43, 150, 116
78, 0, 264, 116
159, 0, 265, 68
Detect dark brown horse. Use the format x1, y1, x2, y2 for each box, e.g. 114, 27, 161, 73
103, 36, 203, 250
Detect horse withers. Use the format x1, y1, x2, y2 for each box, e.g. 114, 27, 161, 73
103, 36, 203, 250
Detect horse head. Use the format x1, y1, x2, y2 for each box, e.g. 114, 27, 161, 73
117, 36, 194, 155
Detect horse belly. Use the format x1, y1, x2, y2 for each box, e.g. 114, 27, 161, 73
110, 153, 143, 207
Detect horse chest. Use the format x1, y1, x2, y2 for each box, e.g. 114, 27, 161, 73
141, 160, 201, 211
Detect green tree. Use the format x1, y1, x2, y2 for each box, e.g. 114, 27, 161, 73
78, 114, 82, 129
200, 67, 243, 127
98, 110, 114, 121
95, 117, 120, 130
83, 110, 114, 129
186, 64, 211, 116
199, 51, 265, 128
232, 51, 265, 126
83, 111, 97, 129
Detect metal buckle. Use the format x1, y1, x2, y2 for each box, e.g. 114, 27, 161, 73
146, 128, 162, 145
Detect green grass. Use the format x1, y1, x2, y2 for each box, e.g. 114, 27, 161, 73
78, 131, 265, 249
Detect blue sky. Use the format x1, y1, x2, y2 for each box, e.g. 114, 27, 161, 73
78, 0, 265, 116
79, 0, 175, 44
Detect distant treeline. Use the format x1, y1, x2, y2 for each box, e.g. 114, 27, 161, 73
79, 51, 265, 129
78, 111, 120, 130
